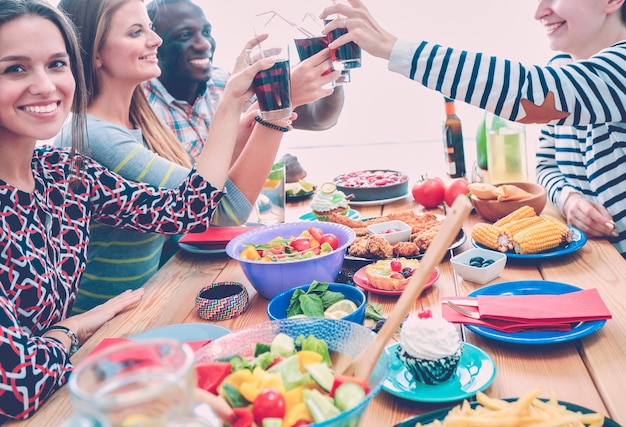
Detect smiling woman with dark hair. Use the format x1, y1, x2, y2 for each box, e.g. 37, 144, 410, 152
0, 0, 281, 420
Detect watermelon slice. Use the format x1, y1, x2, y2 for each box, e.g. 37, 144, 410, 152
195, 361, 232, 394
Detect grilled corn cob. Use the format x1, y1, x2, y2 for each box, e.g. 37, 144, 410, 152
471, 223, 513, 252
494, 205, 537, 228
500, 216, 545, 237
539, 215, 574, 244
512, 220, 566, 254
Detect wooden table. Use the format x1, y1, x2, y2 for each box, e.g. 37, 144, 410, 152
9, 163, 626, 426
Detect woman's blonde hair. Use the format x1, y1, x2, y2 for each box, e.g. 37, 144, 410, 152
58, 0, 192, 168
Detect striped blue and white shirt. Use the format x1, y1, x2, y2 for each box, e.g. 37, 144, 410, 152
389, 39, 626, 257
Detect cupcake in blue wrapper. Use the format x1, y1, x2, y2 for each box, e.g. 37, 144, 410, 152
396, 313, 463, 385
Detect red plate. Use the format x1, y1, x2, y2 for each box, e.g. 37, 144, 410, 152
353, 266, 440, 296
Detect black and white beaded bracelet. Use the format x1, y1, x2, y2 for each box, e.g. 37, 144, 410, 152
254, 115, 290, 132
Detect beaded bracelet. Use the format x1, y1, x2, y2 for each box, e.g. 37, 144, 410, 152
255, 115, 290, 132
45, 325, 80, 356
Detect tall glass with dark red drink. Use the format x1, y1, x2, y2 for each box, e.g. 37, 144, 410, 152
251, 58, 292, 121
324, 19, 361, 69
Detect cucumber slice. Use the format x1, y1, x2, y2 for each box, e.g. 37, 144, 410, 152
262, 418, 283, 427
303, 389, 341, 422
254, 342, 271, 357
305, 362, 335, 392
333, 382, 366, 411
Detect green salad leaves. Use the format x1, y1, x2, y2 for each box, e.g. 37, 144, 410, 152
286, 281, 345, 318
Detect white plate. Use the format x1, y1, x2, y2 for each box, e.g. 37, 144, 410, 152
348, 194, 408, 206
130, 323, 231, 342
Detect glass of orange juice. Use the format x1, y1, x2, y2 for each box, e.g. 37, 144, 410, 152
255, 162, 285, 225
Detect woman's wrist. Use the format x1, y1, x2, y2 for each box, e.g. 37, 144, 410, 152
254, 115, 291, 132
44, 325, 80, 356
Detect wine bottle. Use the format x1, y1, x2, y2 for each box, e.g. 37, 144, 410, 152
442, 98, 466, 178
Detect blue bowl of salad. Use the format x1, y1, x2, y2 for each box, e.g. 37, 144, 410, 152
267, 282, 367, 324
226, 222, 356, 299
195, 318, 390, 427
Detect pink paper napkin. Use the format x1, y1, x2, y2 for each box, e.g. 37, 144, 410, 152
475, 288, 611, 323
441, 303, 574, 332
441, 288, 611, 333
179, 226, 262, 246
87, 337, 212, 361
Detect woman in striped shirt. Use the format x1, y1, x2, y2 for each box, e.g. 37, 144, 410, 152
321, 0, 626, 258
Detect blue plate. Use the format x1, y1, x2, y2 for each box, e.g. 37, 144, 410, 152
299, 209, 361, 221
130, 323, 231, 342
383, 343, 496, 403
394, 399, 620, 427
472, 226, 587, 260
465, 281, 606, 345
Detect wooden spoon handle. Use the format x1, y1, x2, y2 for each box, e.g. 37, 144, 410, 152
353, 196, 472, 380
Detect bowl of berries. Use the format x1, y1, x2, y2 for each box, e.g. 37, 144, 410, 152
333, 169, 409, 203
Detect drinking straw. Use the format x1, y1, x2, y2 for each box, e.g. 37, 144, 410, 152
256, 10, 315, 37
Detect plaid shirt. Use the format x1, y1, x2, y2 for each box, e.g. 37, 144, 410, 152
143, 67, 230, 161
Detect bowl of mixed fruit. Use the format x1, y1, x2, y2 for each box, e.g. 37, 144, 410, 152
226, 222, 355, 299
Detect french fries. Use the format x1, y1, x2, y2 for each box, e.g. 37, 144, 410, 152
415, 389, 605, 427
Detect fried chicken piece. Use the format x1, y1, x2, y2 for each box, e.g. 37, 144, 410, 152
328, 212, 365, 228
411, 223, 441, 252
366, 234, 394, 259
347, 236, 371, 257
392, 241, 421, 257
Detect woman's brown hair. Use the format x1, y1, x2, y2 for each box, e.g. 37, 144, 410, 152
58, 0, 192, 168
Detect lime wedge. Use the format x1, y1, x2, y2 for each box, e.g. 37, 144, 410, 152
298, 179, 315, 193
320, 182, 337, 194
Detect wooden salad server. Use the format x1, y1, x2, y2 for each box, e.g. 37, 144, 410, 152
339, 195, 472, 380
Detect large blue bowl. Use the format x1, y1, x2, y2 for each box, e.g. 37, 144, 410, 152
267, 282, 367, 324
195, 318, 390, 427
225, 222, 356, 299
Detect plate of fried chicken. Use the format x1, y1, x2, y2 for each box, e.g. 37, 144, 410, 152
325, 210, 466, 261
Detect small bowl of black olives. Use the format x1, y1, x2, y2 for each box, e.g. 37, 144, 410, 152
450, 248, 507, 284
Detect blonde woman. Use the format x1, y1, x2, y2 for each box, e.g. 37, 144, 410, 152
56, 0, 294, 312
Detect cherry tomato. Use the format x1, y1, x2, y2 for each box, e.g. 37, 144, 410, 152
290, 236, 311, 252
308, 226, 325, 243
320, 233, 339, 250
444, 178, 470, 207
411, 177, 445, 208
252, 388, 286, 424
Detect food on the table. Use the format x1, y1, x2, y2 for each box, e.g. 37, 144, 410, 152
443, 177, 470, 207
472, 206, 573, 254
238, 226, 338, 262
396, 313, 463, 385
468, 256, 495, 268
309, 182, 352, 221
411, 177, 446, 208
414, 389, 605, 426
286, 281, 354, 319
285, 179, 316, 197
328, 210, 442, 259
469, 182, 535, 201
364, 258, 420, 291
333, 170, 408, 188
205, 333, 369, 426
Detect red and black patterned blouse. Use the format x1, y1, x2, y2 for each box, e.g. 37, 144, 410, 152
0, 146, 223, 421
